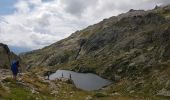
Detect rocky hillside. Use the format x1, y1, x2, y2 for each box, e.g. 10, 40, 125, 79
22, 4, 170, 76
0, 43, 23, 69
20, 5, 170, 97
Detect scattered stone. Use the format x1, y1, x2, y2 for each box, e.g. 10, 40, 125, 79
117, 69, 123, 73
85, 96, 92, 100
31, 88, 39, 94
111, 92, 120, 96
31, 89, 36, 94
69, 91, 74, 94
114, 75, 121, 81
165, 80, 170, 88
129, 63, 136, 67
157, 88, 170, 97
51, 90, 59, 95
129, 90, 135, 94
60, 78, 69, 82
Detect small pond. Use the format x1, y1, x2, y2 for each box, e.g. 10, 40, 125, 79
49, 70, 112, 91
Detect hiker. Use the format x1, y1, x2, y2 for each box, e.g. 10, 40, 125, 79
47, 71, 50, 80
11, 60, 20, 80
44, 71, 51, 80
62, 73, 64, 78
69, 74, 72, 79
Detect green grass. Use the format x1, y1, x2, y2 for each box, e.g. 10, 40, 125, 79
164, 13, 170, 18
1, 77, 54, 100
0, 75, 93, 100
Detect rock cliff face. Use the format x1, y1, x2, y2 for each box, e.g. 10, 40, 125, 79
0, 43, 22, 69
21, 5, 170, 80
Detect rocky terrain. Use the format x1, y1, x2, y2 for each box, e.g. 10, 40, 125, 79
0, 4, 167, 99
0, 70, 89, 100
1, 68, 169, 100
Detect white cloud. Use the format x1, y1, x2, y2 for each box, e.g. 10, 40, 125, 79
0, 0, 170, 51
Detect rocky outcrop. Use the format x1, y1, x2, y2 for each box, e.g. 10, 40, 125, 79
0, 43, 10, 69
0, 43, 22, 69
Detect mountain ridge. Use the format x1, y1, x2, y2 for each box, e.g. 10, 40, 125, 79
21, 4, 170, 74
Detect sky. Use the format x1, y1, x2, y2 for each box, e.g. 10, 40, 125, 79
0, 0, 170, 54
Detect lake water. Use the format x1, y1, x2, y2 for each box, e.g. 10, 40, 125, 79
49, 70, 112, 91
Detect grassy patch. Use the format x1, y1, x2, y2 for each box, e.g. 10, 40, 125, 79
1, 78, 53, 100
93, 92, 108, 98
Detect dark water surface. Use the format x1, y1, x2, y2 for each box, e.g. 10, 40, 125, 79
49, 70, 112, 91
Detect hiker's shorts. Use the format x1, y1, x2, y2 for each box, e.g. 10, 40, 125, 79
12, 70, 18, 76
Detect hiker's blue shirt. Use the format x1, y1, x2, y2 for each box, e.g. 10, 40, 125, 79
11, 61, 18, 75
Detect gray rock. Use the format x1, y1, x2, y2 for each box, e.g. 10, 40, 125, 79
114, 75, 121, 81
85, 96, 92, 100
157, 88, 170, 97
111, 92, 120, 96
129, 90, 135, 94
